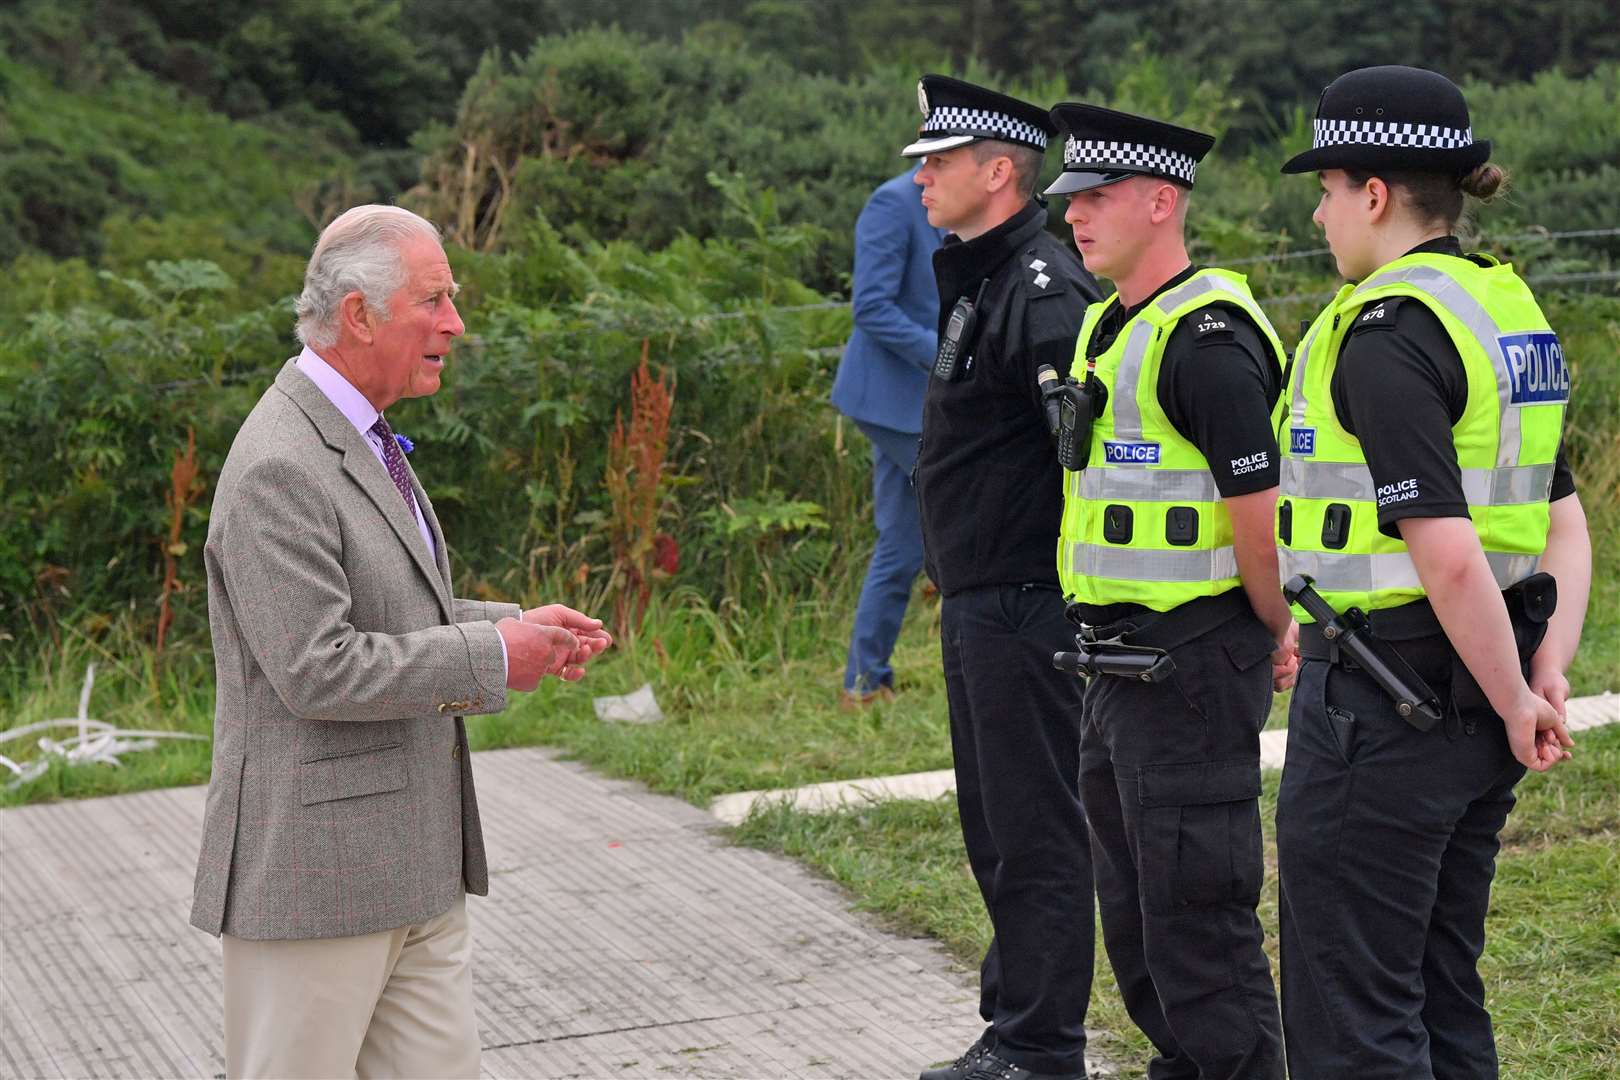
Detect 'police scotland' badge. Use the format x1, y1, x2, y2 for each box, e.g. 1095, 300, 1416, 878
917, 80, 929, 116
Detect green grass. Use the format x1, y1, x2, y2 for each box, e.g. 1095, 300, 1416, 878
734, 725, 1620, 1079
0, 616, 218, 805
0, 577, 957, 807
475, 585, 953, 802
2, 534, 1613, 809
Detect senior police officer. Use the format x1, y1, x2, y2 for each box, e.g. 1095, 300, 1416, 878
1047, 104, 1292, 1078
1274, 66, 1591, 1077
905, 75, 1103, 1080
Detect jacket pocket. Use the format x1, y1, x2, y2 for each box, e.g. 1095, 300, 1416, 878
298, 742, 406, 806
1138, 758, 1264, 915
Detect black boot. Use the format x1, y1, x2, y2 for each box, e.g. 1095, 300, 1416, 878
962, 1049, 1086, 1080
919, 1035, 991, 1080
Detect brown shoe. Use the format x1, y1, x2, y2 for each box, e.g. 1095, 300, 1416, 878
838, 685, 896, 711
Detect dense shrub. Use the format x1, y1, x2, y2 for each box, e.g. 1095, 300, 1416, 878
1, 32, 1615, 667
0, 189, 860, 646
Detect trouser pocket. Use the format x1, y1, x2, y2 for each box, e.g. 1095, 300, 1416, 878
1139, 758, 1264, 915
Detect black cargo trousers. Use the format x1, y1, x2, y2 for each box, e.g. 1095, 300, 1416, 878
941, 582, 1095, 1077
1276, 602, 1549, 1080
1078, 605, 1285, 1080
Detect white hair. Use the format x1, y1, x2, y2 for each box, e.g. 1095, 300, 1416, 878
294, 205, 442, 349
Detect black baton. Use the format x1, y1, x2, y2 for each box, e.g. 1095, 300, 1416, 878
1283, 574, 1444, 730
1053, 640, 1175, 683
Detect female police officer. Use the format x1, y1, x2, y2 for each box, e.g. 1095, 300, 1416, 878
1273, 66, 1592, 1077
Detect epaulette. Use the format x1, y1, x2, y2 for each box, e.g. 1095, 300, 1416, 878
1189, 305, 1238, 347
1023, 254, 1065, 298
1350, 296, 1404, 332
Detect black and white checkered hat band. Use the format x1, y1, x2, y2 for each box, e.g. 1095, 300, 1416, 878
1063, 137, 1197, 184
923, 106, 1048, 149
1313, 118, 1473, 150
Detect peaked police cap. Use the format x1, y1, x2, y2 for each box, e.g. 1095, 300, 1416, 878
1280, 66, 1492, 175
1044, 103, 1214, 195
901, 75, 1055, 158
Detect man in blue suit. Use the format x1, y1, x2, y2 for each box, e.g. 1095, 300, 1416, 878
830, 165, 946, 705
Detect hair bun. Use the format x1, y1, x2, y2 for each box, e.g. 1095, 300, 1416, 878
1460, 162, 1508, 201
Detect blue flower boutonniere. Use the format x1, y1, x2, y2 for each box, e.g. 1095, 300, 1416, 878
394, 433, 414, 455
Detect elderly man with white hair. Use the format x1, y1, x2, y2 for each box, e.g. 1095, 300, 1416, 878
189, 204, 612, 1079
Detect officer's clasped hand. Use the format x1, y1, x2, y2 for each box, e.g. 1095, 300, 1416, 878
1271, 620, 1300, 692
1503, 686, 1574, 773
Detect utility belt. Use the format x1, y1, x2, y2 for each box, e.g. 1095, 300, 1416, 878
1298, 573, 1556, 659
1053, 589, 1251, 683
1294, 572, 1557, 729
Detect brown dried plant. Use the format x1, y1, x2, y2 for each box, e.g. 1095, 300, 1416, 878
156, 427, 204, 656
604, 340, 676, 636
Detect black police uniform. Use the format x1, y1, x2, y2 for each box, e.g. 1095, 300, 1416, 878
906, 75, 1104, 1080
1046, 103, 1287, 1080
1276, 239, 1577, 1080
1275, 67, 1581, 1079
1072, 273, 1287, 1080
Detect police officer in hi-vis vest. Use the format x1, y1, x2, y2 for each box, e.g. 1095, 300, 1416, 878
1274, 66, 1591, 1078
1046, 104, 1292, 1078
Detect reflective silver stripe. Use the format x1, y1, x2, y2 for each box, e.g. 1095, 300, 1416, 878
1078, 467, 1219, 502
1281, 548, 1421, 592
1156, 275, 1283, 341
1489, 551, 1541, 586
1111, 321, 1155, 440
1073, 543, 1239, 583
1114, 276, 1275, 443
1152, 274, 1222, 314
1282, 458, 1554, 506
1351, 264, 1521, 466
1281, 548, 1539, 593
1280, 457, 1374, 500
1290, 315, 1328, 426
1460, 462, 1556, 505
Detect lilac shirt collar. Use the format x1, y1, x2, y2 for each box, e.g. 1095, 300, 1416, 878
295, 346, 380, 437
293, 349, 497, 667
294, 345, 437, 559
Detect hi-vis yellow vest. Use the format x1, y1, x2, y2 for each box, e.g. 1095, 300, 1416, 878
1278, 252, 1566, 618
1058, 269, 1287, 610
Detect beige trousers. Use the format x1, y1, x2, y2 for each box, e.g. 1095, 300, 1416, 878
222, 894, 479, 1079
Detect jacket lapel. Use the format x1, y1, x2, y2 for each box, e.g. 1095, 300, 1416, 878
274, 362, 454, 622
413, 474, 454, 597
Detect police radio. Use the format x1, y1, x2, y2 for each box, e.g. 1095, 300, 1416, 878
1037, 364, 1106, 471
933, 279, 990, 382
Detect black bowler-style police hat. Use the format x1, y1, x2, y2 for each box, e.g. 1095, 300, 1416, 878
1043, 103, 1215, 195
1280, 65, 1492, 175
901, 75, 1055, 158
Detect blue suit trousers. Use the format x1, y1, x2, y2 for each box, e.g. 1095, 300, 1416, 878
843, 421, 925, 693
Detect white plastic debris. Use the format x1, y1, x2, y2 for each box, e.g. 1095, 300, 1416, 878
592, 682, 664, 725
0, 664, 209, 789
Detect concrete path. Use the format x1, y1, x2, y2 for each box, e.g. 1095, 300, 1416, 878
0, 747, 987, 1079
713, 692, 1619, 824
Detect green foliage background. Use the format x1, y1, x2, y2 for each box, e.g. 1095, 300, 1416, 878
1, 3, 1616, 689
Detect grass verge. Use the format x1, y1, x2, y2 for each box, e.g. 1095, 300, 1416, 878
2, 543, 1614, 809
0, 578, 955, 807
734, 725, 1620, 1079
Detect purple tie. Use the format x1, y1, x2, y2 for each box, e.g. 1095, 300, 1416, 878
369, 415, 418, 518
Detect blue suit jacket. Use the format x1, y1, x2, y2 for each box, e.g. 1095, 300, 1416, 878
830, 167, 945, 435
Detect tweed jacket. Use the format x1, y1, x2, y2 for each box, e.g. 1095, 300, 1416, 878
190, 361, 518, 941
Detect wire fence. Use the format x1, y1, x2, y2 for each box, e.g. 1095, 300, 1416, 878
1222, 226, 1620, 267
1265, 268, 1620, 308
129, 223, 1620, 393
